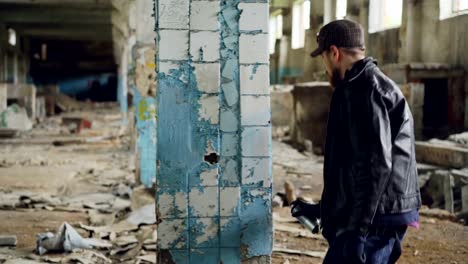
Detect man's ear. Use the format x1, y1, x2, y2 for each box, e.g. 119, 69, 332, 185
329, 45, 340, 62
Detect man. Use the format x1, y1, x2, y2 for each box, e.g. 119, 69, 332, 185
291, 19, 422, 264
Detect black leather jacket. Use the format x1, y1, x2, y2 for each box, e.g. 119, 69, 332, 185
321, 58, 422, 237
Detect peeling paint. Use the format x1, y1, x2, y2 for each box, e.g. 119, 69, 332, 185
156, 0, 272, 261
133, 88, 157, 188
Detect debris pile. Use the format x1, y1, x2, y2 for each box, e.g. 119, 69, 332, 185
0, 104, 32, 132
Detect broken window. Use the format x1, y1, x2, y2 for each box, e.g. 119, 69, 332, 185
291, 0, 310, 49
368, 0, 403, 33
440, 0, 468, 20
336, 0, 347, 19
269, 13, 283, 54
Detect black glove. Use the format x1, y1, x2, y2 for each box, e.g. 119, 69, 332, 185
342, 231, 367, 264
290, 199, 320, 220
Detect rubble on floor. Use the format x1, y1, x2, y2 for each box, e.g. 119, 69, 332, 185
0, 104, 155, 263
0, 104, 32, 132
272, 136, 468, 264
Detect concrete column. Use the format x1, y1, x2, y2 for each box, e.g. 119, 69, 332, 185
155, 0, 272, 263
0, 84, 6, 112
359, 0, 369, 52
117, 45, 128, 122
324, 0, 337, 24
462, 185, 468, 213
303, 0, 324, 81
405, 0, 422, 62
132, 0, 157, 188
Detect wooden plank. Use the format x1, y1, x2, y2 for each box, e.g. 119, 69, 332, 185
415, 141, 468, 168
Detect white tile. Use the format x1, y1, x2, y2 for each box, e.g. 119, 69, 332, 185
193, 63, 220, 93
189, 187, 219, 217
239, 34, 269, 64
191, 218, 219, 247
241, 96, 271, 126
159, 30, 189, 60
220, 187, 240, 216
239, 3, 268, 32
190, 31, 220, 62
240, 65, 270, 95
158, 191, 188, 219
158, 0, 189, 29
199, 94, 219, 124
157, 219, 187, 249
200, 167, 218, 186
241, 127, 271, 157
190, 1, 220, 31
159, 62, 187, 81
242, 158, 271, 187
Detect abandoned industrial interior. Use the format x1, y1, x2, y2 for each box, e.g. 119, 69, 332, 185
0, 0, 467, 263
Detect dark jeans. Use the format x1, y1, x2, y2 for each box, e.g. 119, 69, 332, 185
323, 226, 407, 264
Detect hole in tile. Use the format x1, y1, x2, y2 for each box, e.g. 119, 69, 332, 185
204, 153, 220, 164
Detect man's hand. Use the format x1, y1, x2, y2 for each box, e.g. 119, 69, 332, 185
290, 199, 320, 220
342, 231, 367, 264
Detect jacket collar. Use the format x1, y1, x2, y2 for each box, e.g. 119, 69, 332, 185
344, 57, 377, 83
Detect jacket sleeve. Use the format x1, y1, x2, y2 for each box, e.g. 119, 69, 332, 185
346, 84, 393, 232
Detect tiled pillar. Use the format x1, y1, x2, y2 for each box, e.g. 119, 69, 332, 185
155, 0, 272, 263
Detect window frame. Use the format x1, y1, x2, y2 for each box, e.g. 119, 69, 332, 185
440, 0, 468, 20
368, 0, 403, 33
269, 12, 283, 54
291, 0, 310, 50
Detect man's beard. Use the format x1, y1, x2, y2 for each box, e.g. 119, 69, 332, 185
327, 68, 343, 88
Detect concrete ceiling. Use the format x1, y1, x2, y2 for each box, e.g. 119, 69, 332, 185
0, 2, 114, 41
0, 0, 132, 78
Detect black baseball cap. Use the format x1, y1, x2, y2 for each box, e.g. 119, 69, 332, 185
310, 19, 365, 57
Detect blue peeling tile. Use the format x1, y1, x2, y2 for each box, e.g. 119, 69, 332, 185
220, 217, 241, 247
158, 249, 189, 264
189, 217, 220, 248
190, 248, 220, 263
220, 248, 241, 264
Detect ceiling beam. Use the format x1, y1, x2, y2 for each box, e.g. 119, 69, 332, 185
0, 0, 111, 7
0, 5, 111, 25
14, 24, 112, 41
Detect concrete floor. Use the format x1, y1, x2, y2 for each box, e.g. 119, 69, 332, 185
0, 105, 466, 263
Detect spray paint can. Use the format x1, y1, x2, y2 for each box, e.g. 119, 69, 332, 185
291, 203, 321, 234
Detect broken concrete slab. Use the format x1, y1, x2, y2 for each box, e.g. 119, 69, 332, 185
273, 248, 326, 259
3, 259, 42, 264
136, 254, 156, 263
0, 235, 17, 247
79, 220, 139, 235
87, 210, 116, 226
126, 203, 155, 226
113, 235, 138, 247
60, 249, 112, 264
415, 141, 468, 168
130, 186, 154, 211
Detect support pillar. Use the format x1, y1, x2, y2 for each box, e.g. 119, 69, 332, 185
155, 0, 272, 262
405, 0, 422, 62
132, 0, 157, 188
302, 0, 324, 81
117, 45, 129, 123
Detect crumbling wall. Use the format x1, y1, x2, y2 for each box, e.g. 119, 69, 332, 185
155, 0, 272, 263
